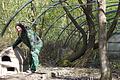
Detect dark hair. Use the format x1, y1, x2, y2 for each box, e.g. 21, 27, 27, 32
15, 23, 26, 32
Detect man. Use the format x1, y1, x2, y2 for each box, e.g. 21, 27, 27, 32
12, 23, 43, 73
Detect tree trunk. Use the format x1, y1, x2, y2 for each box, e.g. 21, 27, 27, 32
94, 0, 120, 50
74, 0, 96, 67
59, 0, 87, 62
98, 0, 111, 80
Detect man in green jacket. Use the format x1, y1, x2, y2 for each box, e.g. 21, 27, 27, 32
12, 23, 43, 73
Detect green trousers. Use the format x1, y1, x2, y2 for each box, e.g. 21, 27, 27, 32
30, 43, 43, 71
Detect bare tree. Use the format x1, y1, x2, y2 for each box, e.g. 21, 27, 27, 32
98, 0, 111, 80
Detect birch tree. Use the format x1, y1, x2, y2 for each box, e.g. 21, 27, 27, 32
98, 0, 111, 80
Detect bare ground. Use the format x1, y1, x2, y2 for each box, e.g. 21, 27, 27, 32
0, 67, 119, 80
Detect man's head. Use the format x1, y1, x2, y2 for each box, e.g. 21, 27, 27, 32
15, 23, 25, 35
16, 25, 22, 32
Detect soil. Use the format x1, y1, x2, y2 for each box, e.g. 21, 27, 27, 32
0, 67, 119, 80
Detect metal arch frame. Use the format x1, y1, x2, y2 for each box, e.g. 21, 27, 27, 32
1, 0, 33, 36
61, 10, 119, 49
31, 2, 61, 28
1, 0, 119, 40
1, 1, 61, 37
43, 6, 81, 37
44, 3, 118, 41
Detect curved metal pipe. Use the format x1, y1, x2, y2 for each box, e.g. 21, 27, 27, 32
1, 0, 33, 36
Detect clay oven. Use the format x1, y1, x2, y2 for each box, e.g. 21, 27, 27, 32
0, 47, 28, 76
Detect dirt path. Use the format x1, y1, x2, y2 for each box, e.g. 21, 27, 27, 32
0, 67, 119, 80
